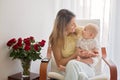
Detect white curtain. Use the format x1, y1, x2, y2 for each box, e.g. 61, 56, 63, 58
53, 0, 119, 79
54, 0, 110, 46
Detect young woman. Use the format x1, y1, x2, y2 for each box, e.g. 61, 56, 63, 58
48, 9, 95, 80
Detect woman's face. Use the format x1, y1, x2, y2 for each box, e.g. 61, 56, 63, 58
66, 18, 76, 34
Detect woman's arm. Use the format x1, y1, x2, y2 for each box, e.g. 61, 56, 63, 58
47, 46, 52, 59
52, 47, 79, 66
58, 65, 66, 71
79, 48, 99, 58
78, 49, 91, 58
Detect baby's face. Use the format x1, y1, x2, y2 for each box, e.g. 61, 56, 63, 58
82, 26, 96, 39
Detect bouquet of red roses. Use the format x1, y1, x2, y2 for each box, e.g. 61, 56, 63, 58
6, 36, 46, 61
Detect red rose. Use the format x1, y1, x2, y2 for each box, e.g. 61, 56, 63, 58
17, 38, 22, 47
39, 40, 46, 47
34, 44, 39, 51
30, 36, 35, 42
24, 45, 30, 51
23, 38, 30, 46
12, 44, 18, 50
7, 38, 16, 47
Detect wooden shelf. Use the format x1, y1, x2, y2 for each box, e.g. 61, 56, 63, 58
8, 72, 39, 80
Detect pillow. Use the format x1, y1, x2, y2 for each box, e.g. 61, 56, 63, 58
48, 72, 64, 80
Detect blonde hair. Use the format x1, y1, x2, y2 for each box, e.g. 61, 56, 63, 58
75, 26, 83, 38
49, 9, 75, 50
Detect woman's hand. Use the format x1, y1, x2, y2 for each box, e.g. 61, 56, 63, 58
58, 65, 66, 71
76, 56, 81, 61
79, 50, 91, 58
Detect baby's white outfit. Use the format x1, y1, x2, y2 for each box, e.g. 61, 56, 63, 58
76, 38, 99, 67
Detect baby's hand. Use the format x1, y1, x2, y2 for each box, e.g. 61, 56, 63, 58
92, 48, 99, 54
58, 65, 66, 71
79, 50, 91, 58
88, 51, 99, 57
76, 56, 81, 61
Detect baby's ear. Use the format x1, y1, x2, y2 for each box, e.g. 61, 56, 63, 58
90, 33, 95, 38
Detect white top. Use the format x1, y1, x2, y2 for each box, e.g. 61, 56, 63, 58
76, 38, 98, 50
76, 38, 99, 67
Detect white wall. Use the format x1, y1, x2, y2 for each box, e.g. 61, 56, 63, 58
0, 0, 56, 80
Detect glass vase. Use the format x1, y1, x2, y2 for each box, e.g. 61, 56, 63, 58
21, 59, 31, 77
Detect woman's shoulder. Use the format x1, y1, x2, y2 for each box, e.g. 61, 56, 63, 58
67, 26, 83, 39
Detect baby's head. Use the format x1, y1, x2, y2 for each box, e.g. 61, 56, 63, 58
82, 23, 98, 39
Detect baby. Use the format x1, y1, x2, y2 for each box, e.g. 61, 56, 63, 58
76, 23, 99, 67
59, 23, 100, 71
